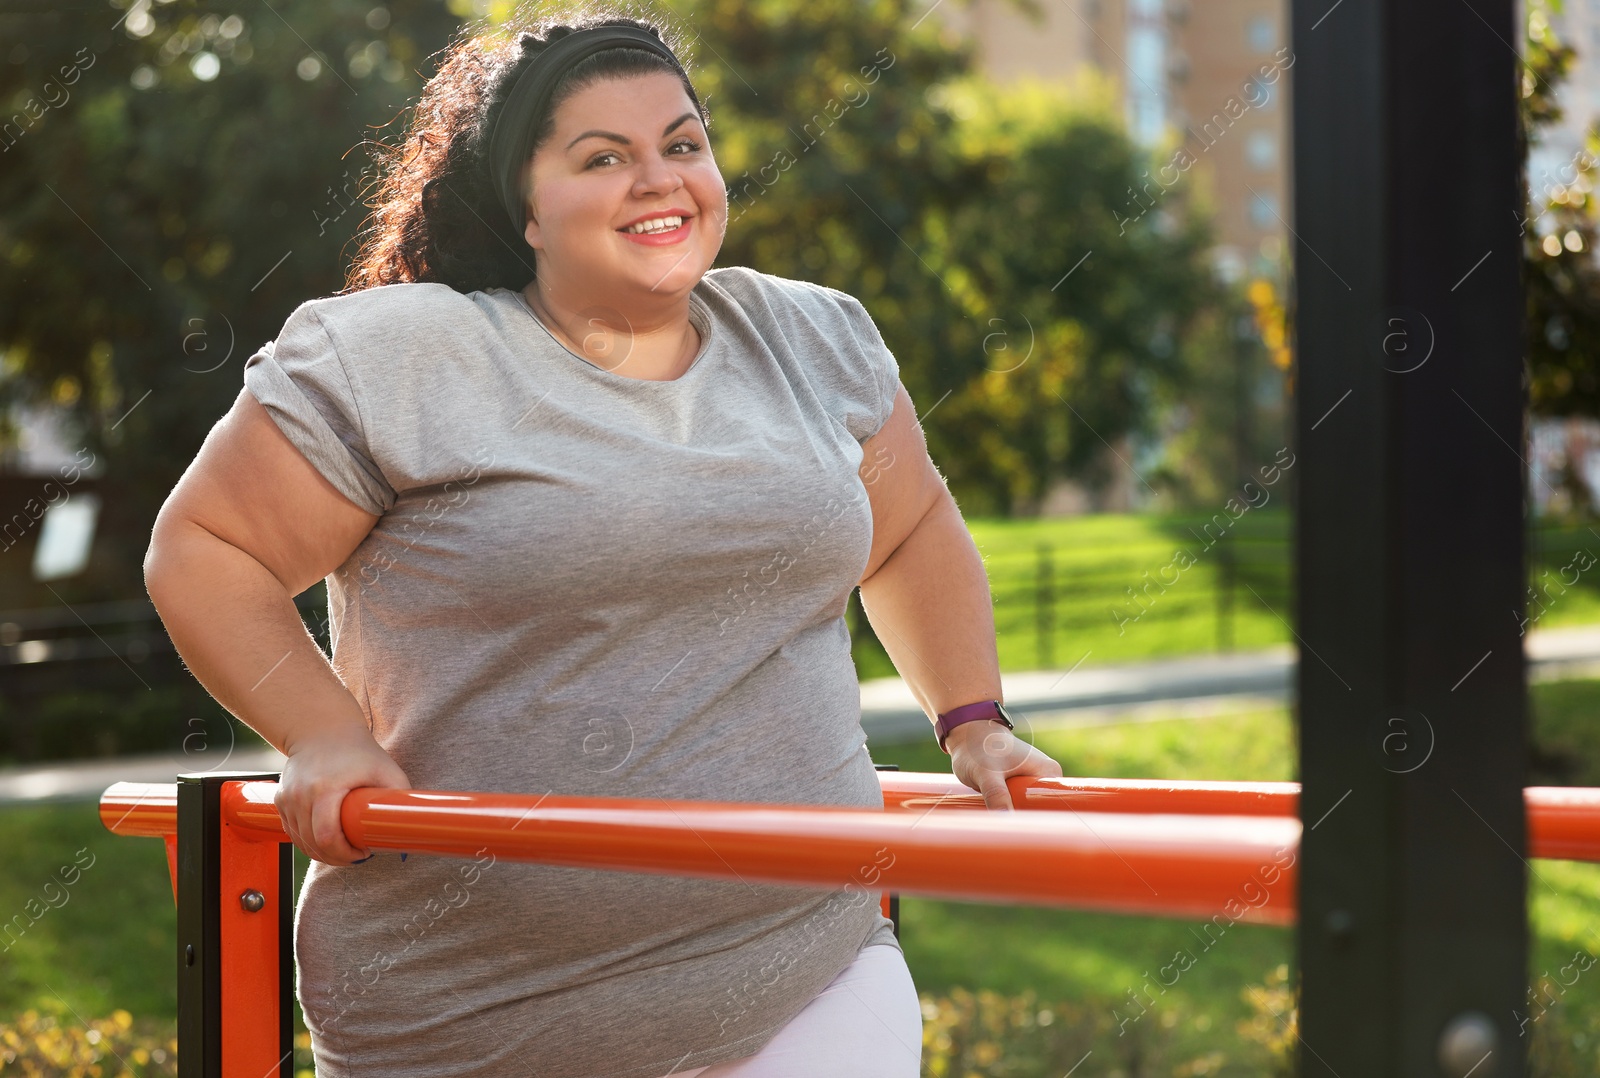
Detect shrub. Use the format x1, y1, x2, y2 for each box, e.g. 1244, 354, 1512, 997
0, 1009, 175, 1076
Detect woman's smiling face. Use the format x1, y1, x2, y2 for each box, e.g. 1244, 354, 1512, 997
522, 70, 727, 303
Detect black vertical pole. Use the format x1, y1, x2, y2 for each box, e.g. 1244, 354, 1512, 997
175, 775, 220, 1078
1291, 0, 1528, 1074
176, 771, 288, 1078
872, 763, 901, 941
279, 838, 294, 1069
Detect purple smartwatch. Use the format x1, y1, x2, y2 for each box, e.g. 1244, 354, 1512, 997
933, 699, 1015, 754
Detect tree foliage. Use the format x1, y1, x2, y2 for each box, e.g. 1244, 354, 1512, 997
686, 11, 1238, 514
1522, 0, 1600, 415
1, 0, 463, 602
2, 0, 1254, 607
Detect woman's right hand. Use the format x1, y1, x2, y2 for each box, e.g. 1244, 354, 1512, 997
276, 722, 412, 865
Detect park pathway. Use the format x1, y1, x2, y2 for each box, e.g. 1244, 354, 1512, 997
5, 624, 1600, 804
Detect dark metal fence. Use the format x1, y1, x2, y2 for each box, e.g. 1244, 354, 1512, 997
989, 522, 1294, 667
3, 516, 1598, 756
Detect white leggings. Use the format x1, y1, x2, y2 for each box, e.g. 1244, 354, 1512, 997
654, 943, 923, 1078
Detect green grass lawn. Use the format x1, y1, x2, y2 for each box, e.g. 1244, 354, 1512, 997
873, 707, 1299, 1070
0, 804, 316, 1071
869, 687, 1600, 1072
875, 511, 1600, 680
968, 512, 1292, 673
1530, 676, 1600, 787
5, 682, 1600, 1074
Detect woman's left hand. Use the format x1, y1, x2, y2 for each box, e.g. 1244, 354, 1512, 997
947, 720, 1064, 811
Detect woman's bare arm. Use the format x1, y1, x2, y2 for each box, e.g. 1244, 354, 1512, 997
856, 386, 1001, 718
144, 387, 408, 864
857, 384, 1063, 808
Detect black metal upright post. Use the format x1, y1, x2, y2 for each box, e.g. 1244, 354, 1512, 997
176, 771, 292, 1078
1291, 0, 1529, 1075
872, 763, 901, 940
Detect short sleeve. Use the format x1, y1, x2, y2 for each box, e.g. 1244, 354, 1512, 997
821, 288, 902, 442
242, 302, 397, 515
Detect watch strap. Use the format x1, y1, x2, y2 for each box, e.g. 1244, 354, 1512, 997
934, 700, 1013, 753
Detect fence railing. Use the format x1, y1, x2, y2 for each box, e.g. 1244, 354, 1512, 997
7, 517, 1600, 686
98, 768, 1600, 1077
991, 529, 1292, 665
987, 515, 1600, 666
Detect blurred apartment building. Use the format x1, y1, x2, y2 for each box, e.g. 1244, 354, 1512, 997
920, 0, 1292, 513
923, 0, 1292, 288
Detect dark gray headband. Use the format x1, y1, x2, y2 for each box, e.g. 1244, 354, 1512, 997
489, 25, 699, 240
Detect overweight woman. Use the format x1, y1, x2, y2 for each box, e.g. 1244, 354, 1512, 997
143, 12, 1064, 1078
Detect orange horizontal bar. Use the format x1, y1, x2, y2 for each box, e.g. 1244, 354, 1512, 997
880, 774, 1600, 863
102, 776, 1600, 864
102, 780, 1297, 923
100, 774, 1303, 839
339, 785, 1299, 924
880, 773, 1299, 816
97, 776, 1600, 930
100, 780, 178, 838
1524, 786, 1600, 862
350, 783, 1299, 921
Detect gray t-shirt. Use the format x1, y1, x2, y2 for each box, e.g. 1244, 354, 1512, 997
241, 265, 905, 1078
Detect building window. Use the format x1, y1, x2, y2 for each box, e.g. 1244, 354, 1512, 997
1241, 74, 1276, 112
1250, 191, 1279, 228
1248, 14, 1275, 52
1126, 0, 1168, 146
1246, 130, 1276, 168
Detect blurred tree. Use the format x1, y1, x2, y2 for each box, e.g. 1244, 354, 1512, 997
1150, 282, 1287, 509
0, 0, 462, 602
1, 0, 1251, 615
685, 11, 1235, 515
1521, 0, 1600, 416
933, 76, 1233, 514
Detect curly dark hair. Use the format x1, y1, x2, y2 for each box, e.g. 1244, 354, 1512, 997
344, 5, 709, 295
